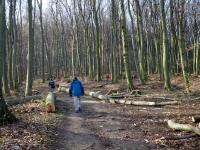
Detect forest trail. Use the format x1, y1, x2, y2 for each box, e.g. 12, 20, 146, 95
53, 92, 151, 150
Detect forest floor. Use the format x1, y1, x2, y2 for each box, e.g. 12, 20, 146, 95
1, 74, 200, 149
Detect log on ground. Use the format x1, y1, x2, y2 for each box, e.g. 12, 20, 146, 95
168, 120, 200, 136
6, 95, 44, 106
57, 87, 178, 106
58, 87, 69, 93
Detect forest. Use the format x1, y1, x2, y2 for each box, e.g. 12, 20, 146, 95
0, 0, 200, 149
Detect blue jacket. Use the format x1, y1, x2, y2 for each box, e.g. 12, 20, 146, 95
69, 79, 84, 96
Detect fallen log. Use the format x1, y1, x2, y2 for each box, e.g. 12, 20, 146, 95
86, 91, 109, 100
58, 86, 69, 93
79, 87, 200, 102
168, 120, 200, 136
109, 95, 124, 99
96, 83, 108, 88
106, 89, 118, 95
164, 134, 196, 140
115, 99, 126, 104
130, 90, 141, 95
156, 101, 179, 106
192, 116, 200, 123
130, 100, 179, 106
57, 87, 178, 106
46, 92, 56, 113
5, 95, 43, 106
125, 100, 132, 105
131, 100, 156, 106
109, 99, 116, 104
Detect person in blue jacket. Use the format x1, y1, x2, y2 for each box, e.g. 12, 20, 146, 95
69, 77, 84, 113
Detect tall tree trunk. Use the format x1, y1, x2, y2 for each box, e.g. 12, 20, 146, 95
127, 0, 138, 72
120, 0, 134, 91
111, 0, 118, 82
37, 0, 45, 83
170, 0, 178, 74
178, 0, 190, 94
135, 0, 147, 83
92, 0, 101, 81
12, 0, 18, 90
71, 33, 75, 77
193, 10, 199, 75
160, 0, 171, 90
8, 0, 13, 90
2, 28, 10, 96
0, 0, 17, 125
25, 0, 34, 96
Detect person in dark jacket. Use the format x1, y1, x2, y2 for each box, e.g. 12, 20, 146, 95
69, 77, 84, 113
48, 78, 55, 92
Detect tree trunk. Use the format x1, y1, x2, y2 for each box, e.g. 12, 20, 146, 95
178, 0, 190, 94
37, 0, 45, 83
0, 0, 17, 125
170, 0, 178, 74
92, 0, 101, 81
12, 0, 18, 90
111, 0, 118, 82
8, 0, 13, 90
2, 28, 10, 96
127, 0, 138, 72
25, 0, 34, 96
160, 0, 171, 90
120, 0, 134, 91
135, 0, 147, 83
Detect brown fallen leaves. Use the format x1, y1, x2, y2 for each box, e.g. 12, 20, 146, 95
0, 100, 63, 150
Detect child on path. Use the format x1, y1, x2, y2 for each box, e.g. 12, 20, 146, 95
69, 77, 84, 113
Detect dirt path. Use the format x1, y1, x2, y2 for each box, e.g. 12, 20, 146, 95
53, 93, 152, 150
